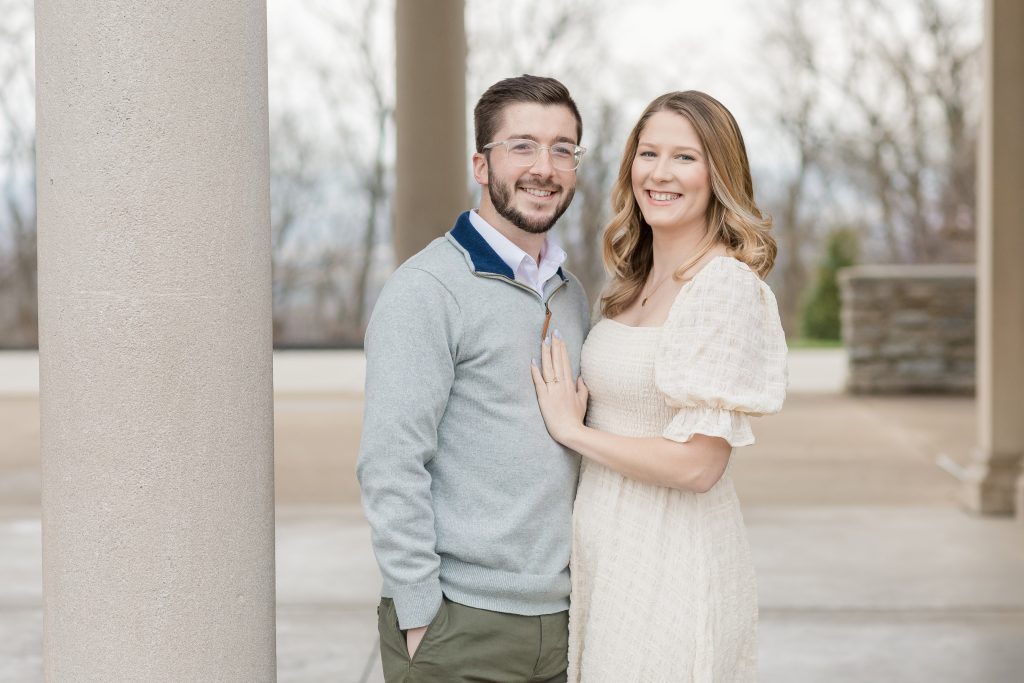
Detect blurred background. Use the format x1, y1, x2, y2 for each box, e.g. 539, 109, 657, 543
0, 0, 981, 348
3, 1, 1022, 682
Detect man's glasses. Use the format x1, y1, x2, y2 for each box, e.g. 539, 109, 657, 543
483, 139, 587, 171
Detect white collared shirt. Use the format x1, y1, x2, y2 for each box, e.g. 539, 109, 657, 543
468, 210, 567, 296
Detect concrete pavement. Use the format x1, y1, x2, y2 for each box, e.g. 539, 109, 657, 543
0, 347, 849, 397
5, 504, 1022, 682
2, 350, 1023, 682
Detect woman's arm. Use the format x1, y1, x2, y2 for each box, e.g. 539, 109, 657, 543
563, 427, 731, 493
531, 332, 732, 493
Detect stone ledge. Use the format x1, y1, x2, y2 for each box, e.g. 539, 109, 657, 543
839, 264, 976, 280
839, 264, 975, 395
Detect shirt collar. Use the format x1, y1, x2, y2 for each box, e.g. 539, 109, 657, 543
468, 209, 565, 274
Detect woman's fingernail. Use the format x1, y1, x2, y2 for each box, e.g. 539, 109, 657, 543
544, 333, 551, 345
554, 329, 562, 339
531, 358, 538, 367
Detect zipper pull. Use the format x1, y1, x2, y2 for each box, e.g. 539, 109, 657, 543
541, 305, 553, 340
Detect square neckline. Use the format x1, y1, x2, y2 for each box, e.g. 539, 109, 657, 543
602, 255, 743, 330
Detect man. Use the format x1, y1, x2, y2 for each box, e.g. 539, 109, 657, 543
357, 75, 591, 682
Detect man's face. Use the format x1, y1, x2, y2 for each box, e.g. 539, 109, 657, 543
473, 103, 579, 235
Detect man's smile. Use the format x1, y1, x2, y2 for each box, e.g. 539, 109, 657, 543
519, 185, 559, 201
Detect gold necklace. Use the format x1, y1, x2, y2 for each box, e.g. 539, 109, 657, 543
640, 272, 675, 307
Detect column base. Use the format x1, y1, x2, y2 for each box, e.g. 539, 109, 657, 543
961, 448, 1022, 515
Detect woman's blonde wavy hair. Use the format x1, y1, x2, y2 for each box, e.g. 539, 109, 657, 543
600, 91, 777, 318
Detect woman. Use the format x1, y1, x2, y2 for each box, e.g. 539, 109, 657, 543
531, 91, 787, 682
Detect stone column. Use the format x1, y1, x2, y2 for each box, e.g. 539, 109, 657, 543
963, 0, 1024, 517
36, 1, 277, 679
394, 0, 467, 264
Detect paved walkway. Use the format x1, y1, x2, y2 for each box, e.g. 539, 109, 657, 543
2, 351, 1023, 682
0, 347, 853, 397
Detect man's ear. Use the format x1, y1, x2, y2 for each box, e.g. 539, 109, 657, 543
471, 152, 489, 187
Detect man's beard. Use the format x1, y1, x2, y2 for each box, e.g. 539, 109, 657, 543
488, 169, 574, 234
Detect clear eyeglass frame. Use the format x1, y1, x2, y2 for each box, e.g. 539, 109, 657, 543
483, 138, 587, 171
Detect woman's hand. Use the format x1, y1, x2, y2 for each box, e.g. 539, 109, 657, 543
530, 330, 589, 444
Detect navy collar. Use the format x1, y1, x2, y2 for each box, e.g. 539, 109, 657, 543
447, 211, 566, 282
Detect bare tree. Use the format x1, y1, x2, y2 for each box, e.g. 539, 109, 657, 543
757, 0, 835, 334
327, 0, 392, 330
269, 109, 322, 340
0, 0, 37, 347
566, 101, 622, 303
304, 0, 393, 338
265, 0, 394, 345
467, 0, 606, 79
758, 0, 980, 333
780, 0, 978, 261
467, 0, 631, 304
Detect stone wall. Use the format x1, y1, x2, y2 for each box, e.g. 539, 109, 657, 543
838, 264, 975, 394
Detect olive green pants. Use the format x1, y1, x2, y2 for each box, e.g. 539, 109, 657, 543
377, 596, 569, 682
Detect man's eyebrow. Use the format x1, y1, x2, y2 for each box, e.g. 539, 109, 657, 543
507, 134, 580, 145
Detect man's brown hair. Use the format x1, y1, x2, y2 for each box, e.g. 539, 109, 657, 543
473, 74, 583, 152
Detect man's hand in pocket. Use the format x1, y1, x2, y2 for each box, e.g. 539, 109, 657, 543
406, 625, 428, 657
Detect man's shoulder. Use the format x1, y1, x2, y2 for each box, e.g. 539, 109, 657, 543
375, 235, 468, 309
395, 234, 466, 280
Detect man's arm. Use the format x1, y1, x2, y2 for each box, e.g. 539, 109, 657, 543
356, 266, 461, 630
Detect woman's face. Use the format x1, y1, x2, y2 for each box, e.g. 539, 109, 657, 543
631, 110, 711, 234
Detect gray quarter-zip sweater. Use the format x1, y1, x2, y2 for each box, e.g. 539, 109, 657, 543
357, 211, 591, 629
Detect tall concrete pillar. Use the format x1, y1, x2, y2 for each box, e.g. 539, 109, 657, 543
35, 1, 277, 679
963, 0, 1024, 517
394, 0, 467, 264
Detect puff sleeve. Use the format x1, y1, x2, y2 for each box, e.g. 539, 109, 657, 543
654, 258, 788, 448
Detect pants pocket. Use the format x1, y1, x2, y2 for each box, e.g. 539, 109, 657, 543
378, 597, 451, 682
377, 598, 411, 682
409, 597, 448, 664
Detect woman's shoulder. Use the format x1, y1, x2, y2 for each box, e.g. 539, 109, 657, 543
662, 254, 782, 339
692, 254, 758, 284
674, 255, 768, 309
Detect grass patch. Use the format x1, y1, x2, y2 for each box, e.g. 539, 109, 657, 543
788, 338, 845, 349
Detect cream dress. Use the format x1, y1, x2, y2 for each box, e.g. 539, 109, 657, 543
568, 257, 788, 683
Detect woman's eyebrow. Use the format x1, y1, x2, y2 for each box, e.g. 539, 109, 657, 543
637, 141, 702, 154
